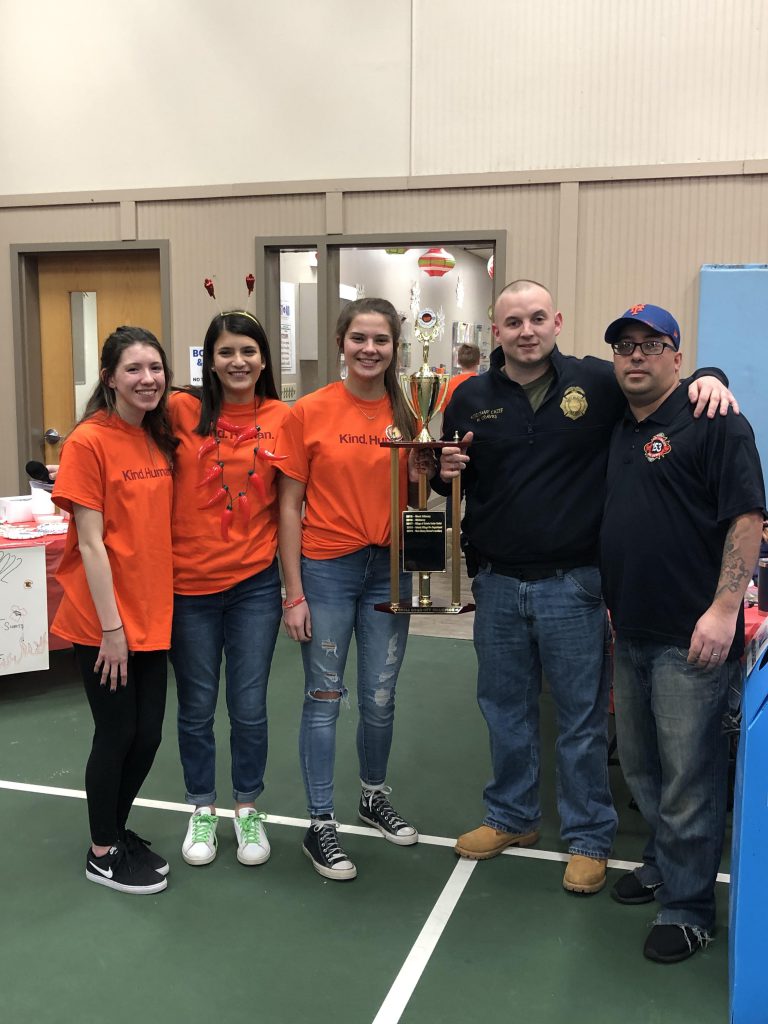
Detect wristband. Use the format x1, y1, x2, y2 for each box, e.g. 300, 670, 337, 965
282, 595, 306, 610
102, 625, 124, 633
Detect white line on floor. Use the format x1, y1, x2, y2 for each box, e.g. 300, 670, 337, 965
371, 858, 477, 1024
0, 777, 731, 883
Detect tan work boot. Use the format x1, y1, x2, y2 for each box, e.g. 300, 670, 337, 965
454, 824, 540, 860
562, 854, 608, 894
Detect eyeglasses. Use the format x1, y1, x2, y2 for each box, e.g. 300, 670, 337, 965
611, 339, 675, 356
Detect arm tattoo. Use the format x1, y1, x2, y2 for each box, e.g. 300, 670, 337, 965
714, 520, 752, 600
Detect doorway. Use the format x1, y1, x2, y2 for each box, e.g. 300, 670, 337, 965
253, 231, 506, 403
11, 241, 171, 481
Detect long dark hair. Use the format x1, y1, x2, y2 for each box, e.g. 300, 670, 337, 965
335, 297, 414, 441
189, 311, 279, 436
80, 326, 177, 465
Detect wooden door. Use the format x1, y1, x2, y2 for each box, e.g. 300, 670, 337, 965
37, 250, 163, 462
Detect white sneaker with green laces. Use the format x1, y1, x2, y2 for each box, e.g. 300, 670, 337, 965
234, 807, 270, 865
182, 807, 218, 865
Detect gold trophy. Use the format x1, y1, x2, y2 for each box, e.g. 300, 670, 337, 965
376, 309, 474, 615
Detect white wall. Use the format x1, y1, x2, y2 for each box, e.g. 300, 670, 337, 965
2, 0, 767, 197
0, 0, 412, 194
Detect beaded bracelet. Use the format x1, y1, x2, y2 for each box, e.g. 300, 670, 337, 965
282, 594, 306, 610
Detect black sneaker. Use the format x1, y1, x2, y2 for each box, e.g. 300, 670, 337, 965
611, 870, 661, 905
85, 842, 167, 895
123, 829, 170, 876
643, 924, 710, 963
302, 819, 357, 881
358, 786, 418, 846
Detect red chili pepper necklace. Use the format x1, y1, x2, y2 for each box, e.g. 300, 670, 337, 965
196, 414, 286, 540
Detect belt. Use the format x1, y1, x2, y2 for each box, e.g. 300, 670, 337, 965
483, 562, 585, 581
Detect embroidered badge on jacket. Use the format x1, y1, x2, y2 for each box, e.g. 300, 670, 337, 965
644, 432, 672, 462
560, 386, 588, 420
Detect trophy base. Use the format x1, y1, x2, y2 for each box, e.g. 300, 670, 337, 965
374, 601, 476, 616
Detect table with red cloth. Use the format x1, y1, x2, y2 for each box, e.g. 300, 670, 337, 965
744, 604, 768, 647
0, 533, 69, 650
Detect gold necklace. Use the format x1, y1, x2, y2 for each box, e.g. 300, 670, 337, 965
344, 388, 388, 422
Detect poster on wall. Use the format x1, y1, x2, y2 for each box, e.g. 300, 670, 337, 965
0, 544, 49, 676
189, 346, 203, 387
280, 283, 297, 375
475, 324, 492, 372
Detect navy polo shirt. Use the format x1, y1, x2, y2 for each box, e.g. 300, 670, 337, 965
434, 345, 626, 568
600, 383, 765, 659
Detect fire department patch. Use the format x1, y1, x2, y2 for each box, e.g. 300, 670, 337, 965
560, 386, 588, 420
644, 432, 672, 462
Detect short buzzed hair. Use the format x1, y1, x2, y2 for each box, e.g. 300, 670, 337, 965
498, 279, 554, 303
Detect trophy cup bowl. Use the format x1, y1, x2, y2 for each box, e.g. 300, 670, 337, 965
374, 306, 474, 616
399, 367, 450, 443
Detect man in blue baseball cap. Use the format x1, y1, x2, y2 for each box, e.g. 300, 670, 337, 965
601, 302, 764, 962
604, 303, 681, 350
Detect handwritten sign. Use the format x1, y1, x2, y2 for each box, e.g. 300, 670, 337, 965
0, 544, 49, 676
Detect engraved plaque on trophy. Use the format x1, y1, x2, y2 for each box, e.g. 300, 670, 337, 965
375, 309, 474, 616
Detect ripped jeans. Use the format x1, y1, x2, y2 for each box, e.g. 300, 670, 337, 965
298, 547, 411, 817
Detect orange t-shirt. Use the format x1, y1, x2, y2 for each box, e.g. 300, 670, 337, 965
277, 381, 409, 560
51, 411, 173, 651
169, 391, 289, 595
444, 370, 478, 406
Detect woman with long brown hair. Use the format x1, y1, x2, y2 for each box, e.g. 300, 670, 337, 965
278, 297, 427, 881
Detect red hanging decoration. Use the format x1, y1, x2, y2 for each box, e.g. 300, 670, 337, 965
198, 486, 228, 510
417, 247, 455, 278
245, 273, 255, 296
195, 463, 223, 488
237, 492, 250, 520
248, 471, 267, 503
197, 437, 219, 461
220, 505, 235, 541
204, 277, 216, 299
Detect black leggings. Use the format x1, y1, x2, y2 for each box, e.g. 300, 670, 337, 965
75, 646, 168, 846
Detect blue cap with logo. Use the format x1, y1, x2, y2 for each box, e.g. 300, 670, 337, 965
604, 303, 681, 350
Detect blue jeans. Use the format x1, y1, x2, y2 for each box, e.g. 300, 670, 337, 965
170, 562, 282, 805
299, 547, 411, 817
613, 636, 736, 931
471, 565, 617, 857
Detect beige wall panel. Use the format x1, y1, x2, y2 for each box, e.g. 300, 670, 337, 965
343, 185, 560, 290
137, 195, 325, 373
412, 0, 768, 175
575, 175, 768, 371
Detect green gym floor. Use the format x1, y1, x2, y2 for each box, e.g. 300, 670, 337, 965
0, 634, 731, 1024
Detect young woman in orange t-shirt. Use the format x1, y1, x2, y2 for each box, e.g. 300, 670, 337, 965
52, 326, 176, 896
278, 297, 428, 881
168, 312, 287, 869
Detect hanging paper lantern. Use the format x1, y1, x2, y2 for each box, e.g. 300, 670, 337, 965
487, 255, 494, 279
418, 247, 455, 278
385, 247, 409, 255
